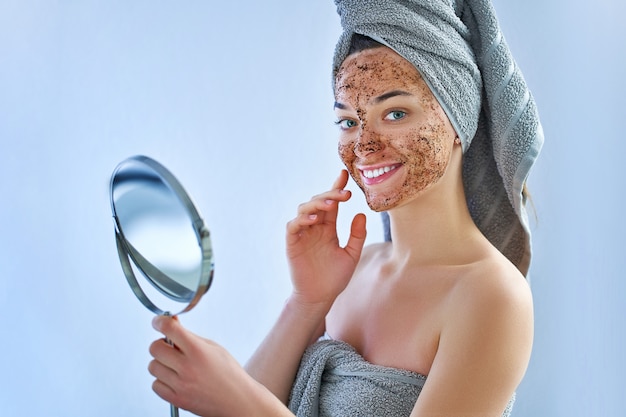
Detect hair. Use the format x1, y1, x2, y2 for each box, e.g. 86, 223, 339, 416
347, 33, 385, 55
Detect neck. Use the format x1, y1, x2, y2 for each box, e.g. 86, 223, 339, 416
385, 150, 485, 266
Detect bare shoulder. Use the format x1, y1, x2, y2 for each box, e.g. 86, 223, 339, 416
448, 252, 533, 325
444, 249, 534, 360
410, 252, 534, 416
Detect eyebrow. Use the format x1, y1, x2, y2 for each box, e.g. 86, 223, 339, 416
334, 90, 413, 110
373, 90, 413, 104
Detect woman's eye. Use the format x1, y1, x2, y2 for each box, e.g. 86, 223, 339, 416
385, 110, 406, 121
335, 119, 358, 129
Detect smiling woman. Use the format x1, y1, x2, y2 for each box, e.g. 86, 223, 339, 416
3, 0, 625, 415
146, 0, 543, 416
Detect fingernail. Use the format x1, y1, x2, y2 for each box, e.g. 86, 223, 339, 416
309, 214, 318, 220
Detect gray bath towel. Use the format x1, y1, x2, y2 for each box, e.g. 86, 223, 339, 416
333, 0, 544, 276
288, 339, 515, 416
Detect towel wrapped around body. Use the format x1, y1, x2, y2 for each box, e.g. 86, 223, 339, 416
288, 339, 515, 417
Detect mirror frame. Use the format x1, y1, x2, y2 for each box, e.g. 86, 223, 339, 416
110, 155, 214, 316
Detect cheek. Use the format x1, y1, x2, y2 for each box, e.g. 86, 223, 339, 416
337, 141, 365, 187
338, 141, 355, 166
401, 126, 451, 186
404, 135, 444, 169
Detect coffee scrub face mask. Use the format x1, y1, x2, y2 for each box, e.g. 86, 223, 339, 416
335, 46, 457, 212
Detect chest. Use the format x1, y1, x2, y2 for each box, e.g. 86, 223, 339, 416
326, 268, 453, 376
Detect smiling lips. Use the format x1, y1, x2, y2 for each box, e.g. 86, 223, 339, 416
360, 164, 401, 185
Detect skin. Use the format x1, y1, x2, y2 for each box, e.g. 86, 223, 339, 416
148, 46, 534, 417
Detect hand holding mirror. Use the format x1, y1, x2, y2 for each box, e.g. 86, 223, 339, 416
110, 155, 215, 416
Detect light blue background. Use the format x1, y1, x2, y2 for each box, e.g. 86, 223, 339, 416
1, 1, 624, 416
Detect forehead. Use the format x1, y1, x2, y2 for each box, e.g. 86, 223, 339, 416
334, 47, 425, 98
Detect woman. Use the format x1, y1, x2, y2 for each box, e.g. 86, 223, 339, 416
148, 1, 543, 416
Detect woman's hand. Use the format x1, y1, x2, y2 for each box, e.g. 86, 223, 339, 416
286, 170, 367, 309
149, 315, 284, 417
243, 171, 365, 403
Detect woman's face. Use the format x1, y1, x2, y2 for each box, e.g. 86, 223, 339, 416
334, 46, 457, 212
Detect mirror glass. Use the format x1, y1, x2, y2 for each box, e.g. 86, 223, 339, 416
110, 155, 214, 316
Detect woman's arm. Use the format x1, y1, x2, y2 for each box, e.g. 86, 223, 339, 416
410, 266, 534, 417
148, 170, 366, 415
244, 295, 333, 403
245, 170, 367, 403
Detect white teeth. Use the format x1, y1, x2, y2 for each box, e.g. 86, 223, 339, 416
363, 165, 396, 179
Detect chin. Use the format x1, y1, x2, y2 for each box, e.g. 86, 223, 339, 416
364, 193, 403, 212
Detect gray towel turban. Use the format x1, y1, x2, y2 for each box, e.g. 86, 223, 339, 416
333, 0, 544, 276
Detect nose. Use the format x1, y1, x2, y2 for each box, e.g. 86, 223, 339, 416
353, 128, 384, 157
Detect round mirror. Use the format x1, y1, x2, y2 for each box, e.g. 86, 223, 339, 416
110, 155, 214, 316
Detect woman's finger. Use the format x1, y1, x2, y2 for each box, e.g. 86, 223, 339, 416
288, 195, 346, 234
344, 213, 367, 261
152, 378, 177, 404
149, 338, 182, 371
297, 189, 351, 216
299, 170, 351, 215
331, 169, 350, 191
320, 170, 350, 224
286, 170, 353, 238
148, 357, 178, 384
152, 315, 195, 353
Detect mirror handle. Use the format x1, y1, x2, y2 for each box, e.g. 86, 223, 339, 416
162, 312, 180, 417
